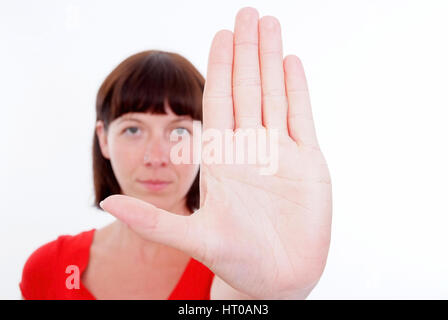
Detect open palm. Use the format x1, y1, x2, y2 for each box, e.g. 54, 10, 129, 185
100, 7, 332, 299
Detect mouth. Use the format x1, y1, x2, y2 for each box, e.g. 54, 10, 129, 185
137, 179, 172, 192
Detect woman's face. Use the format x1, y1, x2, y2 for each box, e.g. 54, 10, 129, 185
96, 106, 199, 214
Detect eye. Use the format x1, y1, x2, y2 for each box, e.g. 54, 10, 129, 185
171, 127, 190, 136
124, 126, 141, 135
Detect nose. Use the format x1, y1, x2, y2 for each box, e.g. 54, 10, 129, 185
143, 139, 170, 167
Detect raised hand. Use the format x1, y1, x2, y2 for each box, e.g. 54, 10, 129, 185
100, 7, 332, 299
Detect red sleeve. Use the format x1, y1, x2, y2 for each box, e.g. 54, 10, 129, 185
20, 237, 62, 300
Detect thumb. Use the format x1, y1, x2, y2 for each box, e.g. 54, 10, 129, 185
99, 194, 202, 259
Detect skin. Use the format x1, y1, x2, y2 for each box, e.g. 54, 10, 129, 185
100, 7, 332, 300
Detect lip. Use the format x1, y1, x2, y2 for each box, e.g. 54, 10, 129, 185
137, 179, 172, 191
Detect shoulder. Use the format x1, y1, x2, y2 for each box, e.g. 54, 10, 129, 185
20, 229, 95, 299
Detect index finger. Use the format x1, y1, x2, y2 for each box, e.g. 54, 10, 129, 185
203, 30, 234, 132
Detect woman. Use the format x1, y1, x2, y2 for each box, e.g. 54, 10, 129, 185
20, 7, 332, 300
20, 48, 212, 299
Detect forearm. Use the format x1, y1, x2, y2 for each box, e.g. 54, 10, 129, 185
210, 275, 256, 300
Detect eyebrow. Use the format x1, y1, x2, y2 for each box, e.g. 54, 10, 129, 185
170, 116, 192, 123
117, 117, 144, 124
117, 115, 191, 124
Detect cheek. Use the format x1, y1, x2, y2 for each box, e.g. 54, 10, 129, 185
109, 140, 143, 178
175, 164, 199, 189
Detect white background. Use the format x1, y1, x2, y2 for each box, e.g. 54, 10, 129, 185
1, 0, 447, 299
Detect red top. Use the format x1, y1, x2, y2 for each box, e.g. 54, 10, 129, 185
20, 229, 215, 300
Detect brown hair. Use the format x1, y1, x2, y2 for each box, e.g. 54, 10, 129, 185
92, 50, 204, 213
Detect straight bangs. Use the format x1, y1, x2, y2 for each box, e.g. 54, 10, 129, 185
97, 51, 203, 128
